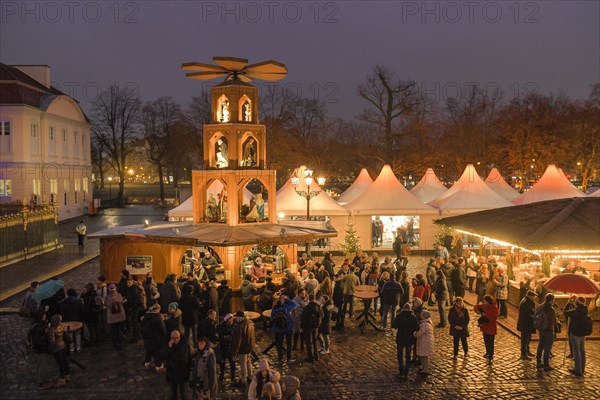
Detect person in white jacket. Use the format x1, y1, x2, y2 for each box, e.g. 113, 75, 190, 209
414, 309, 435, 376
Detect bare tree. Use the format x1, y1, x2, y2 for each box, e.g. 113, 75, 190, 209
285, 98, 327, 147
91, 84, 141, 206
358, 64, 420, 164
90, 139, 107, 188
142, 97, 183, 201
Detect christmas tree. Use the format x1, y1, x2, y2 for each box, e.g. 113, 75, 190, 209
341, 223, 361, 255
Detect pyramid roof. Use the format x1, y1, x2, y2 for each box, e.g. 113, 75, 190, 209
410, 168, 448, 203
337, 168, 374, 205
346, 165, 433, 214
429, 164, 512, 210
513, 164, 586, 205
276, 166, 349, 216
484, 167, 520, 201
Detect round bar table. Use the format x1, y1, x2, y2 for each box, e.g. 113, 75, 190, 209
353, 291, 383, 334
354, 285, 378, 292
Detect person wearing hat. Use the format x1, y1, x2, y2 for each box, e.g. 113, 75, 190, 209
247, 359, 282, 400
517, 290, 538, 360
217, 313, 236, 383
105, 283, 126, 351
250, 257, 267, 283
519, 271, 534, 302
564, 297, 590, 377
413, 309, 434, 376
392, 303, 419, 378
159, 274, 181, 315
448, 297, 470, 360
231, 311, 256, 386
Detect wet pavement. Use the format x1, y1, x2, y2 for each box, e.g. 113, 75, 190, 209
1, 255, 598, 400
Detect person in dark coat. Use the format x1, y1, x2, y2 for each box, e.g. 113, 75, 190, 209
392, 303, 420, 378
452, 260, 467, 298
434, 270, 448, 328
159, 274, 181, 314
441, 261, 455, 305
425, 260, 437, 306
398, 271, 410, 308
179, 284, 202, 349
321, 252, 336, 279
198, 309, 218, 344
332, 274, 344, 330
318, 295, 334, 355
60, 288, 84, 352
165, 302, 183, 339
217, 314, 236, 382
231, 311, 256, 385
300, 294, 323, 363
125, 277, 143, 343
117, 270, 129, 298
270, 296, 297, 363
192, 337, 218, 399
380, 274, 403, 329
517, 290, 537, 359
217, 280, 232, 317
183, 273, 202, 297
564, 297, 590, 377
81, 283, 101, 346
165, 330, 190, 400
141, 303, 167, 371
448, 297, 470, 359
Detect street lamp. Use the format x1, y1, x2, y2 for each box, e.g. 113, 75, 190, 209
107, 177, 113, 207
291, 168, 326, 254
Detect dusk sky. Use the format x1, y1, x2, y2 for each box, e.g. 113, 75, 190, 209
1, 1, 598, 118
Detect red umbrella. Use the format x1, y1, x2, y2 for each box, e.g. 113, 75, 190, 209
544, 274, 600, 295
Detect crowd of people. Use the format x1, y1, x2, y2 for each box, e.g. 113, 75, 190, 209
19, 247, 596, 399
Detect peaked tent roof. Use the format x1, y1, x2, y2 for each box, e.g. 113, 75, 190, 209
277, 166, 349, 216
484, 167, 520, 201
588, 189, 600, 197
346, 165, 434, 214
429, 164, 512, 210
436, 197, 600, 251
410, 168, 448, 203
337, 168, 374, 205
513, 164, 586, 205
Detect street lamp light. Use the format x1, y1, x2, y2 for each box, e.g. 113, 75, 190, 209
291, 168, 326, 255
107, 177, 113, 207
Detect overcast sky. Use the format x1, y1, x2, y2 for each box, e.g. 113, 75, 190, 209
1, 1, 598, 118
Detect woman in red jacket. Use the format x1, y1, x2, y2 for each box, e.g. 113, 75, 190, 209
474, 294, 499, 364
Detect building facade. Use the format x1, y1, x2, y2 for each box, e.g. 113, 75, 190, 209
0, 64, 91, 221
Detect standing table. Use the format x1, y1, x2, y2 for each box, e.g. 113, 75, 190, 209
354, 291, 383, 334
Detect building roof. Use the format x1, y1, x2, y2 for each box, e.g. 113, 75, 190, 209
429, 164, 512, 210
410, 168, 448, 203
336, 168, 373, 205
89, 221, 337, 247
346, 164, 434, 214
436, 197, 600, 251
0, 63, 90, 122
276, 167, 349, 216
513, 164, 586, 205
484, 167, 520, 201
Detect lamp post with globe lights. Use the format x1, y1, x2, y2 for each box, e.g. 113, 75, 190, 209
291, 169, 326, 254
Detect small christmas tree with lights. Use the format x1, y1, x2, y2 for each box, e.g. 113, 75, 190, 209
341, 223, 361, 256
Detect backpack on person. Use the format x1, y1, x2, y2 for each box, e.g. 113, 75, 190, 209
272, 310, 289, 330
27, 323, 49, 354
581, 314, 593, 336
110, 300, 122, 314
533, 307, 548, 331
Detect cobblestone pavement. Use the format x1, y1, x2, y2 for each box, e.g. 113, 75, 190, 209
1, 258, 599, 400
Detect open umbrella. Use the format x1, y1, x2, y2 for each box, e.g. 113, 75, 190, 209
33, 279, 65, 303
544, 274, 600, 295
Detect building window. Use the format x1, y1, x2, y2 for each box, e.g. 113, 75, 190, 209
64, 192, 67, 206
0, 179, 12, 196
50, 179, 58, 205
73, 131, 79, 158
62, 128, 68, 156
31, 123, 40, 155
0, 120, 11, 154
33, 179, 41, 197
74, 178, 80, 204
49, 126, 57, 156
74, 191, 78, 204
83, 178, 88, 202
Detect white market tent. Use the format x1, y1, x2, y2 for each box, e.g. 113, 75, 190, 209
167, 180, 257, 221
337, 168, 374, 205
513, 164, 586, 205
484, 167, 520, 201
346, 165, 434, 214
588, 189, 600, 197
276, 166, 349, 216
429, 164, 513, 210
410, 168, 448, 203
